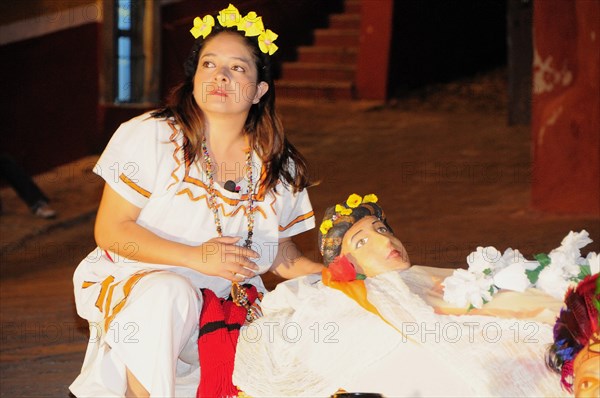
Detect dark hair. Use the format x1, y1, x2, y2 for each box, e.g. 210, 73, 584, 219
152, 23, 312, 193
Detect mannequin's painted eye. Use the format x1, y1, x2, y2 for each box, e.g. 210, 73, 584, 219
356, 238, 367, 249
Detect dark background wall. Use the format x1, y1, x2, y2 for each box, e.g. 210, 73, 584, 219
0, 23, 100, 175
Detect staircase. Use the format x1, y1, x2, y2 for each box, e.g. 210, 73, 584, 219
276, 0, 361, 101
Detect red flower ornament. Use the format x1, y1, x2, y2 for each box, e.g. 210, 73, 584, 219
328, 255, 366, 282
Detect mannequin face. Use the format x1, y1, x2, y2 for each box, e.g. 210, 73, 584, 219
573, 337, 600, 398
340, 216, 411, 277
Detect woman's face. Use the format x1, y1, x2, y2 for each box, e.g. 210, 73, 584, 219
340, 216, 411, 277
573, 338, 599, 398
193, 31, 268, 117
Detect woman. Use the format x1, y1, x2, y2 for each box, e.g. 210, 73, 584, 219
70, 4, 322, 397
233, 194, 569, 397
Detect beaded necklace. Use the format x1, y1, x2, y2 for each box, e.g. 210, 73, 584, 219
201, 136, 255, 248
201, 136, 260, 321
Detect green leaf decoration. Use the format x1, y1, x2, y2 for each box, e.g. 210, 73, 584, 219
483, 268, 492, 276
356, 273, 366, 280
467, 304, 475, 312
525, 262, 547, 285
593, 277, 600, 313
577, 264, 591, 280
533, 253, 551, 267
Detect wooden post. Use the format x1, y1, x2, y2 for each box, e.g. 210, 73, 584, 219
531, 0, 600, 215
355, 0, 393, 100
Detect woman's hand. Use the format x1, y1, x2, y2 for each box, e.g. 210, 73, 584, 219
192, 236, 260, 281
95, 184, 259, 280
270, 237, 324, 279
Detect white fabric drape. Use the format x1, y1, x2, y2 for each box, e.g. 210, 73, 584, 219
233, 268, 568, 397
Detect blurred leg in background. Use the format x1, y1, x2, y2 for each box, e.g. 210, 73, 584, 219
0, 153, 57, 219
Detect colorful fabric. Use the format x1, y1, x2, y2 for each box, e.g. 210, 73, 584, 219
197, 286, 259, 398
321, 269, 380, 317
548, 273, 600, 392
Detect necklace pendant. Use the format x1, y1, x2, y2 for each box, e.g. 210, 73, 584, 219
231, 282, 249, 307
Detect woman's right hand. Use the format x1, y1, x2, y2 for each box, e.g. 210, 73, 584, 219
192, 236, 260, 281
95, 184, 259, 281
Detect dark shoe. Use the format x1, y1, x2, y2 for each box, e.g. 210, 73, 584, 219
34, 203, 57, 219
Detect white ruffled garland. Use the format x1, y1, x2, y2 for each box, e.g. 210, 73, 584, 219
442, 230, 599, 308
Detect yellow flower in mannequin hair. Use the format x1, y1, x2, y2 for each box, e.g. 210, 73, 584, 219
363, 194, 378, 204
346, 193, 362, 208
320, 219, 333, 235
217, 3, 242, 27
190, 15, 215, 39
335, 204, 352, 216
239, 11, 265, 36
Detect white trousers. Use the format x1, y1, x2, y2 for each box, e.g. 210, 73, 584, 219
70, 271, 202, 397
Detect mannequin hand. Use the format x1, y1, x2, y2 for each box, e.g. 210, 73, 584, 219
194, 236, 259, 281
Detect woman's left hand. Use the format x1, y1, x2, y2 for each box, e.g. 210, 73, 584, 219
269, 238, 324, 279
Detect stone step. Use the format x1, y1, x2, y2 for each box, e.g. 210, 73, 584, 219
276, 80, 354, 100
314, 28, 360, 47
329, 13, 361, 29
344, 0, 362, 14
297, 46, 358, 64
281, 62, 356, 81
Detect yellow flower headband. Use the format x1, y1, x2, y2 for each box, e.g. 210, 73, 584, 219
319, 194, 379, 235
190, 3, 279, 55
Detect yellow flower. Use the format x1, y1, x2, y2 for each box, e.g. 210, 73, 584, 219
363, 194, 378, 204
320, 219, 333, 235
239, 12, 265, 37
217, 3, 242, 27
335, 204, 352, 216
190, 15, 215, 39
258, 29, 279, 55
346, 193, 362, 208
